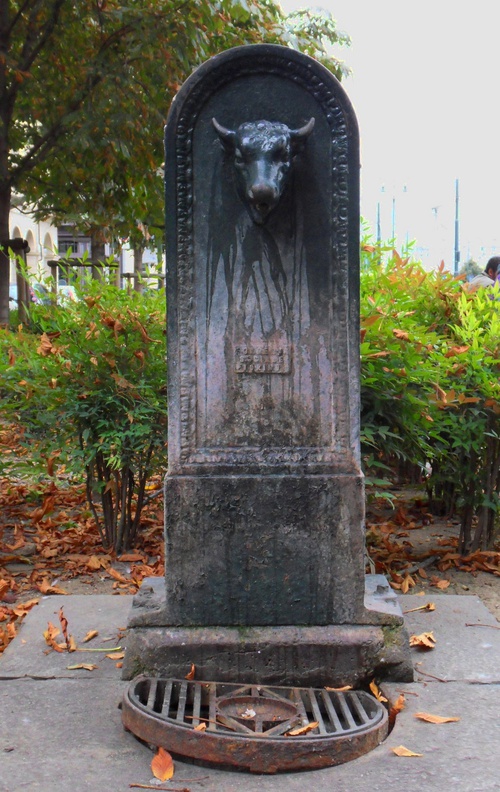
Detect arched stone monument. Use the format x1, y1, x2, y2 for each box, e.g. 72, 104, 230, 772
123, 44, 412, 687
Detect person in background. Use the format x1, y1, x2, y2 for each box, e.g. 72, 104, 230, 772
467, 256, 500, 292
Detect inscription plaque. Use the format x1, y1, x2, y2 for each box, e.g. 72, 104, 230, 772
235, 345, 291, 374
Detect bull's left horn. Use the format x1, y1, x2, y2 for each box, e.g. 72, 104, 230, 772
290, 117, 315, 140
212, 117, 236, 147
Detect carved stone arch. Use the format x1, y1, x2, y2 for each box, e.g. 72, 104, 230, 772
24, 229, 39, 276
43, 232, 55, 258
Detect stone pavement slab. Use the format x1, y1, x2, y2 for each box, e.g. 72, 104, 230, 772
0, 594, 131, 680
0, 592, 499, 791
401, 593, 500, 683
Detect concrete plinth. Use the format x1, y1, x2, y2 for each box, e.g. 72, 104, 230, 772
122, 575, 413, 685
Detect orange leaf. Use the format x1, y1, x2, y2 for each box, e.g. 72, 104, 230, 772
389, 694, 406, 728
369, 680, 388, 703
37, 580, 68, 595
324, 685, 353, 692
393, 329, 410, 341
415, 712, 460, 724
87, 555, 106, 571
107, 567, 129, 583
151, 747, 174, 781
435, 579, 450, 590
409, 631, 436, 649
43, 621, 64, 652
82, 630, 99, 643
391, 745, 423, 757
287, 721, 319, 736
185, 663, 196, 680
194, 723, 207, 732
105, 651, 124, 660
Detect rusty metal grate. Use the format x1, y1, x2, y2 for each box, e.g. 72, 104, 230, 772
122, 677, 388, 772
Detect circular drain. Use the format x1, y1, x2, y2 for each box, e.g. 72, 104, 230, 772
122, 677, 388, 773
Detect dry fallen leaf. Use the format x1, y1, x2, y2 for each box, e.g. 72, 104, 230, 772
391, 745, 423, 757
435, 579, 451, 590
151, 746, 174, 781
185, 663, 195, 680
38, 580, 68, 596
369, 680, 388, 703
82, 630, 99, 643
414, 712, 460, 724
403, 602, 436, 614
194, 723, 207, 731
389, 694, 406, 728
409, 631, 436, 649
66, 663, 98, 671
287, 721, 319, 736
43, 621, 64, 652
324, 685, 353, 692
105, 651, 124, 660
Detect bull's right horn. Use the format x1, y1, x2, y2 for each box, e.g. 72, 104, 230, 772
212, 118, 236, 147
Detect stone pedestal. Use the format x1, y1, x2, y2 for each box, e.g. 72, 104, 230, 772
123, 44, 412, 686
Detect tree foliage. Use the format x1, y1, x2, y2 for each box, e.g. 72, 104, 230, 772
0, 0, 350, 320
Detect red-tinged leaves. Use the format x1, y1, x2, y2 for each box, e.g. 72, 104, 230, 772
444, 345, 470, 358
185, 663, 196, 680
151, 747, 174, 781
58, 607, 69, 645
393, 329, 410, 341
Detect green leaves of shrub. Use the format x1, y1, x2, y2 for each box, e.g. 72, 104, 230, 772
0, 273, 167, 553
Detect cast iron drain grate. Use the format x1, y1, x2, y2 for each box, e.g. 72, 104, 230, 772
122, 677, 388, 773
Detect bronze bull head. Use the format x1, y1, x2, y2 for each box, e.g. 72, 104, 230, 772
212, 117, 315, 224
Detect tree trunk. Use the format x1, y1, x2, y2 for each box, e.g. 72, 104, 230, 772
90, 232, 106, 281
0, 182, 12, 326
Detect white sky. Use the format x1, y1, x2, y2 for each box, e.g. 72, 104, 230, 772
280, 0, 500, 268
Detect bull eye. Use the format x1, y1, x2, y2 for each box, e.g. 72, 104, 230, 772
273, 145, 290, 163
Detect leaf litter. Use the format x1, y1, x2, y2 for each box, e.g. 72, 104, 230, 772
0, 440, 164, 655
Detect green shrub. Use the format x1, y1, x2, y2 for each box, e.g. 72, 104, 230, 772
0, 273, 167, 553
360, 236, 500, 551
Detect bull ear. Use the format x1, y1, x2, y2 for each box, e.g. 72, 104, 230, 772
290, 117, 315, 152
212, 118, 236, 151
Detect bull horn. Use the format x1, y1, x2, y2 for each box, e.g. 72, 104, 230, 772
290, 117, 315, 140
212, 117, 236, 146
